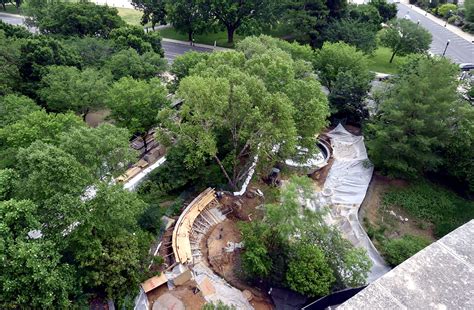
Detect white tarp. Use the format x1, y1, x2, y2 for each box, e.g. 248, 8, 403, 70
124, 156, 166, 191
309, 124, 390, 283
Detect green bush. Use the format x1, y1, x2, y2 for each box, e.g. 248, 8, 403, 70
438, 4, 457, 18
383, 181, 474, 238
383, 235, 430, 266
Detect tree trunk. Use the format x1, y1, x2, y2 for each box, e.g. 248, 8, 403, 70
142, 133, 148, 153
213, 155, 236, 190
82, 107, 89, 122
389, 50, 397, 63
2, 3, 6, 10
226, 26, 235, 44
188, 30, 193, 44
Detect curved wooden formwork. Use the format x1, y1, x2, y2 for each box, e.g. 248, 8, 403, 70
172, 188, 221, 264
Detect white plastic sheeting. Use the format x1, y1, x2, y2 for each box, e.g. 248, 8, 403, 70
124, 156, 167, 191
308, 124, 390, 283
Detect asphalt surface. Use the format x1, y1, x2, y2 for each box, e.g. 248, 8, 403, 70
396, 3, 474, 63
0, 12, 213, 63
161, 40, 213, 63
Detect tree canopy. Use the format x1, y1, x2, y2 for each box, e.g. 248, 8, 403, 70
27, 2, 125, 37
379, 18, 432, 63
366, 56, 466, 179
158, 36, 328, 189
39, 66, 111, 120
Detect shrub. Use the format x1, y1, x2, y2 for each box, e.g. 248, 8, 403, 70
383, 235, 430, 266
438, 4, 457, 18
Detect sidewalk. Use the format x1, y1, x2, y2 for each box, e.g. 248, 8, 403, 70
402, 0, 474, 43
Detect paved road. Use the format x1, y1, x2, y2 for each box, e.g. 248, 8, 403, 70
0, 12, 212, 63
396, 3, 474, 63
161, 40, 213, 63
0, 12, 25, 26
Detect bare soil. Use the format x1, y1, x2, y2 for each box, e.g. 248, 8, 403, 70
360, 173, 436, 245
148, 280, 206, 310
85, 109, 110, 127
204, 219, 274, 310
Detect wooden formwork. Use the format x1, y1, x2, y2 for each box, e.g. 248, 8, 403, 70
172, 188, 218, 264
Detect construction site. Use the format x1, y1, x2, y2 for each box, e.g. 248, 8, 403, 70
134, 124, 391, 310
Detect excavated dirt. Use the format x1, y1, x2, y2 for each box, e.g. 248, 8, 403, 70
204, 220, 274, 310
148, 280, 206, 310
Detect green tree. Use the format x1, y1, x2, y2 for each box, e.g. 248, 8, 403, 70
284, 0, 329, 47
58, 124, 137, 180
39, 66, 111, 121
286, 242, 335, 297
0, 110, 84, 168
171, 51, 209, 85
131, 0, 167, 28
16, 141, 91, 203
0, 20, 31, 38
105, 48, 167, 80
202, 301, 236, 310
65, 184, 150, 301
0, 32, 22, 95
466, 0, 474, 23
383, 235, 430, 266
348, 3, 382, 27
324, 19, 378, 54
366, 56, 461, 178
110, 25, 164, 55
202, 0, 276, 44
0, 94, 40, 127
0, 168, 17, 200
369, 0, 397, 23
30, 2, 125, 37
314, 42, 373, 123
239, 221, 272, 278
64, 36, 117, 68
107, 77, 169, 152
379, 18, 432, 63
166, 0, 209, 42
18, 36, 81, 95
0, 199, 74, 309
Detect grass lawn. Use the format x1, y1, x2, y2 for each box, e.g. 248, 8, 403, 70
116, 8, 151, 27
368, 47, 405, 74
158, 27, 243, 48
1, 4, 25, 15
159, 23, 294, 48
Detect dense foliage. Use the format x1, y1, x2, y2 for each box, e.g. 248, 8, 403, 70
383, 235, 430, 266
383, 181, 474, 238
239, 177, 372, 296
158, 36, 329, 190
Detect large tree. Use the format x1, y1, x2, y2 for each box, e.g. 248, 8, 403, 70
379, 18, 432, 63
284, 0, 329, 48
131, 0, 167, 29
369, 0, 397, 23
159, 39, 328, 189
39, 66, 111, 121
58, 124, 137, 180
0, 199, 74, 308
64, 184, 151, 302
104, 48, 167, 80
323, 18, 378, 54
109, 26, 164, 55
0, 94, 40, 127
166, 0, 209, 42
314, 42, 373, 123
29, 2, 125, 37
202, 0, 276, 44
107, 77, 169, 152
366, 56, 463, 178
